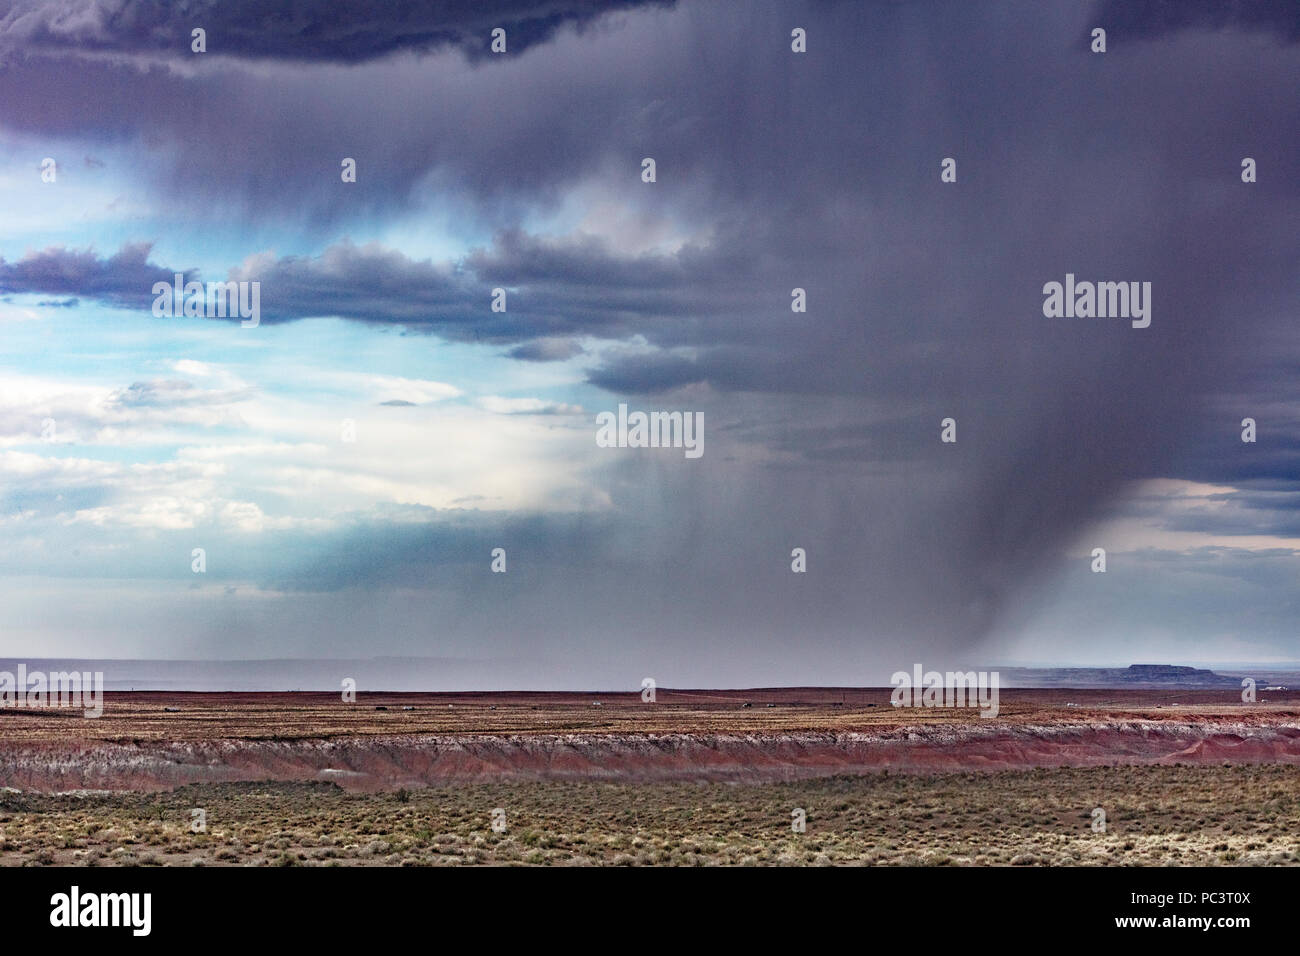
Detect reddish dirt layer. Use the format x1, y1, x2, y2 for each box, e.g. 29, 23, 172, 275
1, 689, 1298, 792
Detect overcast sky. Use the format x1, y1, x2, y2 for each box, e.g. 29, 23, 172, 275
0, 0, 1296, 687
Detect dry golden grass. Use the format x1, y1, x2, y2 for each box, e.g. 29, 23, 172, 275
3, 764, 1297, 867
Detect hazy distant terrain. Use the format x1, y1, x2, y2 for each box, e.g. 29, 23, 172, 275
997, 664, 1277, 688
3, 660, 1293, 692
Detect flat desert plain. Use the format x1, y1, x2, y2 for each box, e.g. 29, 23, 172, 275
1, 688, 1298, 866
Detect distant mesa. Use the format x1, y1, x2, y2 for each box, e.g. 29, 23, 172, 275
1002, 664, 1247, 689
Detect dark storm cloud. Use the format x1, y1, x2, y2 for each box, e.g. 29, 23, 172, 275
0, 0, 673, 63
1180, 425, 1300, 488
4, 0, 1299, 667
0, 0, 834, 226
1090, 0, 1300, 44
1161, 497, 1300, 538
0, 243, 190, 307
585, 353, 702, 393
0, 232, 767, 344
0, 241, 485, 330
229, 240, 480, 330
505, 338, 585, 362
466, 228, 689, 289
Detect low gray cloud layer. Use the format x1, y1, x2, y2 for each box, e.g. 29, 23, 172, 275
0, 0, 673, 62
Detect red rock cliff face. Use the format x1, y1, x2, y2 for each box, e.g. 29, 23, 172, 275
2, 720, 1299, 793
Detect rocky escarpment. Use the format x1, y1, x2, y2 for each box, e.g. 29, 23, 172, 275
2, 719, 1299, 793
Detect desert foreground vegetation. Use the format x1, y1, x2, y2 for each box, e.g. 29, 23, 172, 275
3, 764, 1299, 867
